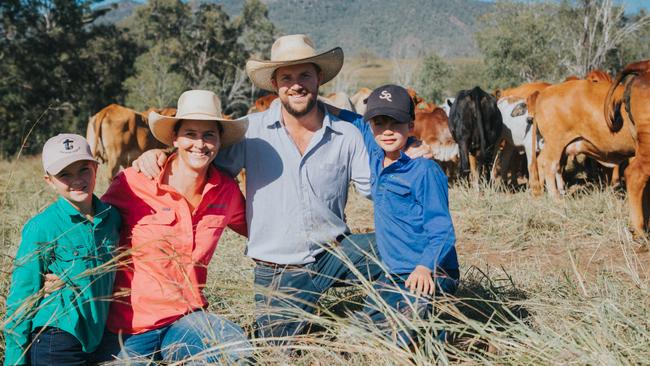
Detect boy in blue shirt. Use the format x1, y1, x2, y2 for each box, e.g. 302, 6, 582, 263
4, 134, 121, 365
336, 85, 459, 344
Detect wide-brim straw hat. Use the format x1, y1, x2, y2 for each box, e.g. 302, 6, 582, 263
148, 90, 248, 147
246, 34, 344, 91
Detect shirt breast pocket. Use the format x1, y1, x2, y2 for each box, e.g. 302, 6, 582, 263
307, 163, 346, 201
53, 242, 89, 263
384, 182, 414, 214
193, 214, 227, 264
132, 210, 178, 253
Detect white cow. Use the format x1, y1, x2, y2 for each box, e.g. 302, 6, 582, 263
491, 97, 543, 185
442, 98, 455, 117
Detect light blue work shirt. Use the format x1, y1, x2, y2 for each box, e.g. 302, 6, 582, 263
214, 101, 371, 265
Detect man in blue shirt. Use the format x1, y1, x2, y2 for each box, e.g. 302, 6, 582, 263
336, 85, 459, 345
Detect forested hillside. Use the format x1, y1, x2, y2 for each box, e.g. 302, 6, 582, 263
97, 0, 492, 57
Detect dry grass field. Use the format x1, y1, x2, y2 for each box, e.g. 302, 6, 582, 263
1, 156, 649, 365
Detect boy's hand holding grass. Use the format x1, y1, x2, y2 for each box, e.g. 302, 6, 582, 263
405, 265, 435, 296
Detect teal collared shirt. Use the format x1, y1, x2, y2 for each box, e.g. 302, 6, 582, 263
3, 196, 121, 366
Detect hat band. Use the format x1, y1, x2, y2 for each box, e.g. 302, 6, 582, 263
174, 112, 226, 120
272, 48, 318, 62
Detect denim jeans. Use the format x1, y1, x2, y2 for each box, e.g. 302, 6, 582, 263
360, 269, 460, 346
30, 327, 90, 366
253, 233, 383, 340
94, 311, 251, 365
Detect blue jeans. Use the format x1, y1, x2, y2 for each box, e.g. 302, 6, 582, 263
361, 269, 459, 346
253, 233, 383, 340
94, 311, 251, 365
30, 327, 91, 366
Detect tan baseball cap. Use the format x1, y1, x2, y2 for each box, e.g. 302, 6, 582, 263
42, 134, 98, 175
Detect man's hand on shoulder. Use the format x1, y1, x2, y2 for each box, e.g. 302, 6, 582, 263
405, 265, 435, 296
132, 149, 168, 179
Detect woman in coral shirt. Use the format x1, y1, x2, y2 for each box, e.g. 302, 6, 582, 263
97, 90, 251, 364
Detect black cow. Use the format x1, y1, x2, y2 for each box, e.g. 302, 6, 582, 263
448, 87, 503, 187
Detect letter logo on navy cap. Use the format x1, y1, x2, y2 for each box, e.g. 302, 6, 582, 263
379, 90, 392, 102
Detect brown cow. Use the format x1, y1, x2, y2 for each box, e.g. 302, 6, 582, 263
495, 82, 551, 100
247, 94, 278, 114
528, 79, 633, 197
586, 69, 612, 83
87, 104, 176, 180
411, 106, 458, 178
604, 60, 650, 236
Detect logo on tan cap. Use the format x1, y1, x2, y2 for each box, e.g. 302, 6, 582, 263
42, 134, 97, 175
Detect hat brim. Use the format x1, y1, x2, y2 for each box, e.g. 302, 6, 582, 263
246, 47, 344, 92
47, 155, 98, 175
364, 107, 412, 124
148, 112, 248, 148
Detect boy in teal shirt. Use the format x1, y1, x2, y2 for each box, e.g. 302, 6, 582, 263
3, 134, 121, 365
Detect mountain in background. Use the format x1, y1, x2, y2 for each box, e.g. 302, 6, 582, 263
95, 0, 493, 58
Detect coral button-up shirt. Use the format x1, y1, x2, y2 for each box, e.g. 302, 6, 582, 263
101, 158, 246, 334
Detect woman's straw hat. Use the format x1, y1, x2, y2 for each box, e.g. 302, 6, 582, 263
148, 90, 248, 147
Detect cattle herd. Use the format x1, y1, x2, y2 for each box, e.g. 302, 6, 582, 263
86, 59, 650, 236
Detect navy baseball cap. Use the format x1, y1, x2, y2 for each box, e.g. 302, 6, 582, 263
363, 84, 415, 124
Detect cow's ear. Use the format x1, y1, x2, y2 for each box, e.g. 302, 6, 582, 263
495, 89, 502, 99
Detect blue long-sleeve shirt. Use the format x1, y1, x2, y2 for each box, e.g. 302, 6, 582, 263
338, 110, 459, 275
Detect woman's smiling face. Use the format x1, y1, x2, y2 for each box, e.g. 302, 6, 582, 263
173, 119, 222, 172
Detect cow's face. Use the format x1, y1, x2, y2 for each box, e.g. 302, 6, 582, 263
173, 119, 222, 172
369, 115, 413, 159
272, 63, 322, 117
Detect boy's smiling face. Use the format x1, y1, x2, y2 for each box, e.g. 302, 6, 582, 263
44, 160, 97, 208
370, 115, 413, 155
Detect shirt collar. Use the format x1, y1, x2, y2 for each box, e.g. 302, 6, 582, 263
56, 194, 108, 223
155, 153, 223, 196
265, 100, 339, 134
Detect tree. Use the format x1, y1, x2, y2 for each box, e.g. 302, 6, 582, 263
476, 1, 563, 88
476, 0, 650, 89
125, 0, 189, 48
234, 0, 277, 59
390, 35, 423, 87
555, 0, 650, 76
0, 0, 137, 156
124, 44, 186, 111
417, 53, 451, 103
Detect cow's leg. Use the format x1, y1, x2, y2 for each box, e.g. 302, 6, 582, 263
611, 164, 621, 187
625, 157, 648, 237
498, 144, 516, 186
537, 144, 563, 198
490, 148, 502, 184
458, 142, 471, 182
469, 154, 479, 190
